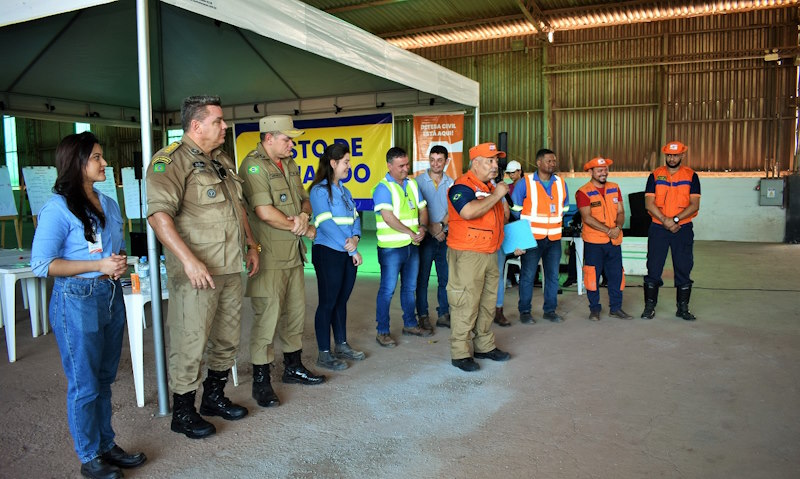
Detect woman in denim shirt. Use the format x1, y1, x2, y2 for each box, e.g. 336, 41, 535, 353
308, 143, 365, 370
31, 132, 146, 479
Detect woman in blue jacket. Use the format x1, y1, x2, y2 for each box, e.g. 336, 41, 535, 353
31, 132, 146, 479
308, 143, 365, 370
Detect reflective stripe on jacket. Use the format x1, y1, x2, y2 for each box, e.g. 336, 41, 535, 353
373, 178, 421, 248
519, 173, 568, 240
578, 181, 623, 245
648, 165, 698, 225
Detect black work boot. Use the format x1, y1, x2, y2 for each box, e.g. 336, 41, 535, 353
199, 369, 248, 420
282, 350, 326, 385
171, 391, 216, 439
675, 285, 697, 321
640, 282, 659, 319
252, 363, 280, 407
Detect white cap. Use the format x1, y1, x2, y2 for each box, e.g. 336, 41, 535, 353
506, 160, 522, 172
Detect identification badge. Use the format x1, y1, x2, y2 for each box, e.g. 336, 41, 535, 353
408, 198, 416, 210
88, 230, 103, 254
550, 204, 556, 213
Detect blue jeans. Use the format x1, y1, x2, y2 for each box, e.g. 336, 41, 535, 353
50, 276, 125, 463
583, 242, 624, 312
376, 245, 419, 334
312, 244, 357, 351
496, 249, 507, 307
518, 237, 562, 314
416, 235, 449, 318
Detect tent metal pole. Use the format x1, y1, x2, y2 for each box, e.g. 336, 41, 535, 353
136, 0, 169, 417
474, 105, 480, 146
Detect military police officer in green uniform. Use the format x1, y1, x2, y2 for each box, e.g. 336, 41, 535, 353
241, 115, 325, 409
147, 96, 260, 439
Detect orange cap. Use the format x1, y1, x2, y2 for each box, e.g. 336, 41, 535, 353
662, 141, 687, 154
583, 157, 613, 171
469, 142, 506, 161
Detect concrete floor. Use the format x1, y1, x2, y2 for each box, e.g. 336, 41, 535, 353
0, 241, 798, 479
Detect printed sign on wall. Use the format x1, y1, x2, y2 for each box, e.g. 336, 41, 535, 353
234, 113, 392, 211
412, 113, 464, 180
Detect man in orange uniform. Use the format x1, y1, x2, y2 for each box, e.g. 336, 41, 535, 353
576, 157, 632, 321
642, 141, 701, 321
447, 143, 511, 372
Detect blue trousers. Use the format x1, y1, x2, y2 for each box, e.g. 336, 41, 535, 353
416, 235, 449, 318
583, 242, 624, 312
519, 237, 562, 314
496, 249, 507, 307
312, 244, 357, 351
376, 245, 419, 334
645, 222, 694, 287
50, 276, 125, 463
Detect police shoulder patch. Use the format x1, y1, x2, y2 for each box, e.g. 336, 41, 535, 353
152, 156, 172, 165
153, 163, 166, 173
248, 165, 260, 174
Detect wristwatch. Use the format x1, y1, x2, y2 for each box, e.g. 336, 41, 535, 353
247, 243, 262, 254
673, 216, 680, 223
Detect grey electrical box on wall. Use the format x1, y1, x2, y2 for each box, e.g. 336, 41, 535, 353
759, 178, 784, 206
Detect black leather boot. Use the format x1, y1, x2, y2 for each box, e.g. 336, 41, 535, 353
80, 457, 122, 479
675, 285, 697, 321
171, 391, 216, 439
199, 369, 248, 420
641, 282, 659, 319
252, 363, 280, 407
282, 350, 326, 385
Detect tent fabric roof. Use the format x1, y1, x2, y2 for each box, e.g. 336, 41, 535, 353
0, 0, 478, 121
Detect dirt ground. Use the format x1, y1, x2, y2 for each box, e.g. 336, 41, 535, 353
1, 241, 799, 478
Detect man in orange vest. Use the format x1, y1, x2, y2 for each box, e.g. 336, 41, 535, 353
510, 149, 570, 324
446, 142, 511, 372
576, 157, 633, 321
642, 141, 701, 321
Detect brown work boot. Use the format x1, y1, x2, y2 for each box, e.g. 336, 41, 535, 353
402, 326, 433, 337
376, 333, 397, 348
418, 315, 434, 332
494, 307, 511, 327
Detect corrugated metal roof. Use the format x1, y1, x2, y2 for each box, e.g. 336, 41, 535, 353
300, 0, 800, 49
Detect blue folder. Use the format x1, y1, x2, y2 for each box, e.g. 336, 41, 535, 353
501, 220, 537, 254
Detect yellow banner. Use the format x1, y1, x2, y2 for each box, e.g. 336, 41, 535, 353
234, 114, 393, 209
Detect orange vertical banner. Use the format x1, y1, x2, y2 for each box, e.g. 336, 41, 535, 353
412, 113, 464, 179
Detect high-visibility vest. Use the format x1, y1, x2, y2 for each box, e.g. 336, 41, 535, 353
648, 165, 698, 225
373, 178, 421, 248
578, 181, 623, 245
446, 170, 504, 254
519, 173, 568, 240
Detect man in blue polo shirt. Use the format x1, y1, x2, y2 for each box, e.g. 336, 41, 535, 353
415, 145, 455, 331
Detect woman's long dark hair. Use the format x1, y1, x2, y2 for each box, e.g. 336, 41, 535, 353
308, 142, 350, 200
53, 132, 105, 242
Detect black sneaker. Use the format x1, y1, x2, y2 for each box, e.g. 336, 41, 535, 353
520, 312, 536, 324
451, 357, 480, 371
474, 348, 511, 362
543, 311, 564, 323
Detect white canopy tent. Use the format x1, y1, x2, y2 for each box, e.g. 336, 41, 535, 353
1, 0, 480, 413
1, 0, 479, 121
